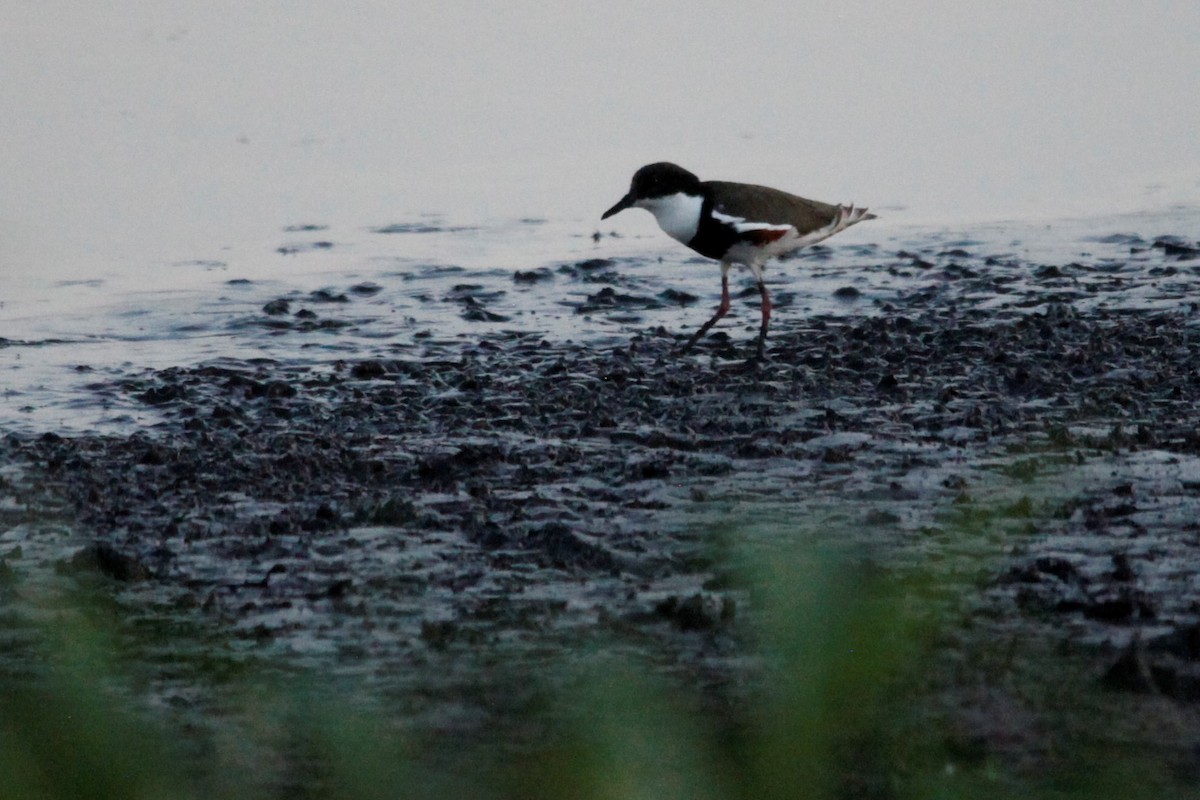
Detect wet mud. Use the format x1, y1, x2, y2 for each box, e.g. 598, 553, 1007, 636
3, 226, 1200, 773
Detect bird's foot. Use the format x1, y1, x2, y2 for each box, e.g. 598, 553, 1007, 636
675, 331, 706, 356
751, 335, 768, 363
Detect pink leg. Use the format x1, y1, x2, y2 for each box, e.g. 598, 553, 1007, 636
680, 272, 731, 353
755, 280, 772, 359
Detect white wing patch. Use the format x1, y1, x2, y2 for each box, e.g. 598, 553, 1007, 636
711, 209, 793, 236
712, 208, 799, 266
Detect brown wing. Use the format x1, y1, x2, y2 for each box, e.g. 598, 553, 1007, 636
704, 181, 840, 235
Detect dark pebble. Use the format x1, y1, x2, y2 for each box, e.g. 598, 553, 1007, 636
62, 544, 151, 582
513, 269, 553, 284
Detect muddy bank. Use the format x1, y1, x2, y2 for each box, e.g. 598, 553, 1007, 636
3, 229, 1200, 782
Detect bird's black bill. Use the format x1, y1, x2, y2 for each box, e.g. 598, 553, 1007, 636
601, 193, 634, 219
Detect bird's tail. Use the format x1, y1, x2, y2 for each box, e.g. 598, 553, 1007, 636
793, 203, 876, 248
839, 204, 877, 226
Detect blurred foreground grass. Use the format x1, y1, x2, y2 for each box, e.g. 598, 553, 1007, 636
0, 517, 1195, 799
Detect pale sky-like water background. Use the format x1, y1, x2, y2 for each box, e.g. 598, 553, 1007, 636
2, 1, 1199, 431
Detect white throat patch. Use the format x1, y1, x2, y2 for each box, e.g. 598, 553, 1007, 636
636, 192, 703, 245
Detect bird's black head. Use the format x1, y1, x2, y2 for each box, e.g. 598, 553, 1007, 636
602, 162, 701, 219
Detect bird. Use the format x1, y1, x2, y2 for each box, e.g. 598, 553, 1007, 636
601, 162, 875, 359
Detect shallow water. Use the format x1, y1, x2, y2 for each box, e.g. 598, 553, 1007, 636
4, 3, 1199, 435
4, 4, 1199, 310
4, 205, 1197, 436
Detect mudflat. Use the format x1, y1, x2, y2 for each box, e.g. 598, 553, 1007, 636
3, 226, 1200, 794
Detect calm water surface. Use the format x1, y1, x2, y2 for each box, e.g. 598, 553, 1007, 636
2, 2, 1198, 433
